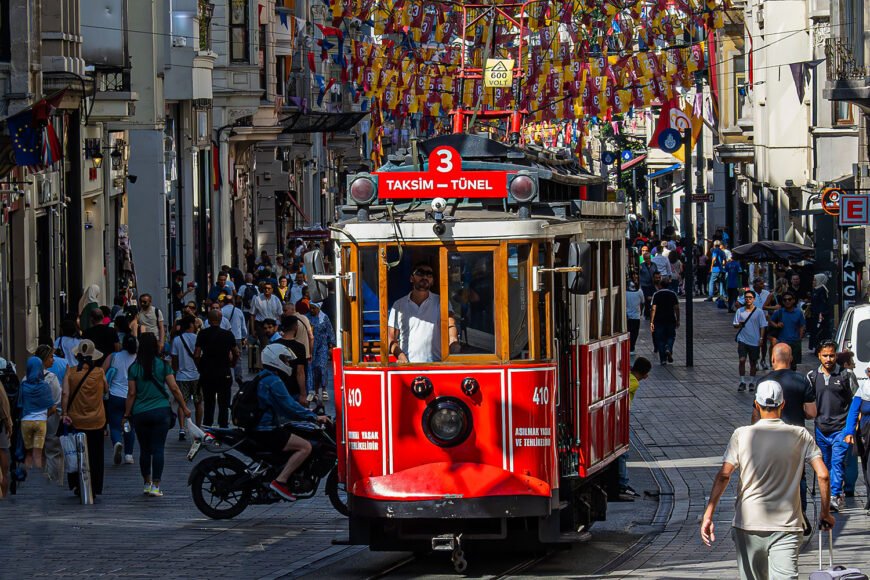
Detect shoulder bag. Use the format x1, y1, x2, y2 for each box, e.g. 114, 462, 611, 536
735, 307, 762, 343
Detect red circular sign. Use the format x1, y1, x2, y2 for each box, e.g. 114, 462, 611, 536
821, 187, 844, 216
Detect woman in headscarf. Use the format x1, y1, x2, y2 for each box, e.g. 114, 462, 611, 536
809, 273, 831, 350
19, 356, 57, 473
61, 339, 108, 496
306, 302, 335, 403
844, 368, 870, 510
78, 284, 101, 332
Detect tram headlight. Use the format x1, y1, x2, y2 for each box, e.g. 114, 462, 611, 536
422, 397, 472, 448
347, 174, 377, 205
508, 171, 538, 203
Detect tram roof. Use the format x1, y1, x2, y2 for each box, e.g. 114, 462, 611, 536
331, 201, 625, 244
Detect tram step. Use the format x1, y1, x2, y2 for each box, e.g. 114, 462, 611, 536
558, 500, 569, 510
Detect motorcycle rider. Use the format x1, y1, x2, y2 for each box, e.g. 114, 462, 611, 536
257, 343, 328, 501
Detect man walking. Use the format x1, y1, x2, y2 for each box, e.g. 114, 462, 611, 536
707, 240, 726, 299
733, 290, 767, 393
809, 340, 855, 512
250, 282, 284, 347
739, 278, 771, 369
769, 292, 806, 369
136, 293, 166, 349
701, 380, 833, 580
650, 274, 679, 365
755, 343, 817, 518
638, 249, 658, 319
195, 310, 240, 428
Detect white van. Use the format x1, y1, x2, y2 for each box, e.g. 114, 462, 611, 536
835, 304, 870, 387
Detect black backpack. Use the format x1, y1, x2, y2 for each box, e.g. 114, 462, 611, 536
242, 284, 258, 309
231, 374, 264, 429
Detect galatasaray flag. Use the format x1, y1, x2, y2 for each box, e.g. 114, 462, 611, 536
648, 98, 702, 163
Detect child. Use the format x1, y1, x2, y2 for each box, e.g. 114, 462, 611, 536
619, 357, 652, 499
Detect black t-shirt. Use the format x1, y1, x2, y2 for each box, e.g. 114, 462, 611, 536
651, 289, 679, 325
758, 369, 816, 426
82, 324, 119, 367
811, 367, 854, 435
195, 326, 237, 371
273, 338, 306, 396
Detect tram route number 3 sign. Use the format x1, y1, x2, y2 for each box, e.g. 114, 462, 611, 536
484, 59, 514, 88
375, 146, 508, 199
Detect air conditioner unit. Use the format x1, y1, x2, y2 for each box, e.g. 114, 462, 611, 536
172, 36, 187, 48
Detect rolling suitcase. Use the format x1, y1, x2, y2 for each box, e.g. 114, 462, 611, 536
810, 529, 868, 580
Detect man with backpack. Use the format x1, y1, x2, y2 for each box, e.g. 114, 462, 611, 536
238, 273, 259, 335
238, 343, 328, 502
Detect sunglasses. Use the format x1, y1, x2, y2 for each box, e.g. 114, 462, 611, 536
414, 269, 434, 277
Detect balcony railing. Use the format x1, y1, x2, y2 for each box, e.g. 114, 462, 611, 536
825, 37, 869, 81
96, 69, 132, 92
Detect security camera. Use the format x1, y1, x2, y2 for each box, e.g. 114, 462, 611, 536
431, 197, 447, 213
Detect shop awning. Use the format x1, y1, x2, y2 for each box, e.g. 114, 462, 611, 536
645, 163, 682, 180
278, 111, 369, 134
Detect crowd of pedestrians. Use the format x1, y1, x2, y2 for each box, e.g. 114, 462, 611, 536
0, 236, 334, 501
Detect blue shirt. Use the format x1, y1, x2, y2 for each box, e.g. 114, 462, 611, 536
256, 370, 317, 430
771, 307, 806, 343
725, 261, 742, 288
711, 248, 726, 272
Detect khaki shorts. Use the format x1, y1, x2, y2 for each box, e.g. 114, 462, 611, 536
178, 380, 202, 404
21, 420, 48, 450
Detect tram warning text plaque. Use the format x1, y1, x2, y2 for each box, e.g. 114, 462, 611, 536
375, 146, 508, 200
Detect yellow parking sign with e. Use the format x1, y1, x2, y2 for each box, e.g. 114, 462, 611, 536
484, 59, 514, 88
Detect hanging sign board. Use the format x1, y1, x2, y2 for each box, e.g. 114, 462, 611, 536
483, 59, 514, 88
839, 194, 870, 226
375, 146, 508, 199
821, 187, 844, 216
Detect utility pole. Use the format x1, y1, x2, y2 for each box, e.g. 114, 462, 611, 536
682, 124, 694, 367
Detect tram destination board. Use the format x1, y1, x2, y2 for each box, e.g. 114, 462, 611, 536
375, 146, 508, 200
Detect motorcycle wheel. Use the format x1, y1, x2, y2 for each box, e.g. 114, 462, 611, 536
325, 466, 349, 517
190, 456, 252, 520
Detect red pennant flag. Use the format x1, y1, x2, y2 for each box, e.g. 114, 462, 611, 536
307, 51, 316, 73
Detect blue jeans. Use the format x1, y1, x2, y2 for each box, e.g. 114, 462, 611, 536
708, 271, 725, 297
618, 452, 629, 488
132, 407, 172, 482
815, 427, 849, 496
106, 394, 135, 455
844, 451, 859, 494
653, 323, 676, 363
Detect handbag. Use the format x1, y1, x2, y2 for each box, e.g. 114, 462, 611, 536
60, 426, 79, 474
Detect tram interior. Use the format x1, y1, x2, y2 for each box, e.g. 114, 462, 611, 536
356, 244, 533, 361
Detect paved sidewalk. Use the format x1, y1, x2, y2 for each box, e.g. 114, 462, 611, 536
600, 297, 870, 578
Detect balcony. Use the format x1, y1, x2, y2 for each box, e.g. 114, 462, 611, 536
90, 68, 138, 121
824, 38, 870, 108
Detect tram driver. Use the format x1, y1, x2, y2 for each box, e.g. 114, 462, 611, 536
387, 262, 460, 363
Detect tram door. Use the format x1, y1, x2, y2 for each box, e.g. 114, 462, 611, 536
553, 237, 579, 478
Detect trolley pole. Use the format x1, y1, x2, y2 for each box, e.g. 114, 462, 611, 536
682, 126, 694, 367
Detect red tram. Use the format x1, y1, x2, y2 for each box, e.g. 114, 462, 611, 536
321, 133, 630, 567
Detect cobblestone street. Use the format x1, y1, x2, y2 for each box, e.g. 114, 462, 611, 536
4, 297, 870, 579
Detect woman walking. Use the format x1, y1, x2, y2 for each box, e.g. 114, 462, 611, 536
19, 356, 57, 474
60, 339, 108, 496
125, 332, 190, 497
306, 302, 335, 402
103, 334, 138, 465
78, 285, 101, 332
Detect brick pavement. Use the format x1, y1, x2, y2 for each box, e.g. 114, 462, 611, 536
0, 373, 351, 579
599, 297, 870, 578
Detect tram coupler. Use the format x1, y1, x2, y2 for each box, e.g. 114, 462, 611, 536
431, 533, 461, 551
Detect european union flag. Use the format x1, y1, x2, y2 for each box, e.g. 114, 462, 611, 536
7, 109, 42, 166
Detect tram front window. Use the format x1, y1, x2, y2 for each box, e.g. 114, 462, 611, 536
448, 251, 496, 355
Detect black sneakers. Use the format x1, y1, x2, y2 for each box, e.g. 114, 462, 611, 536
737, 382, 747, 392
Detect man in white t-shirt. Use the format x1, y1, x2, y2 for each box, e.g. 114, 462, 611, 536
625, 278, 644, 354
387, 263, 460, 363
701, 380, 833, 580
171, 316, 202, 434
733, 290, 768, 392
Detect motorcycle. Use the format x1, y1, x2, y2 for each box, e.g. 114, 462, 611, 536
187, 418, 348, 519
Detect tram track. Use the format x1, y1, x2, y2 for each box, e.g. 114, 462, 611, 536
363, 549, 554, 580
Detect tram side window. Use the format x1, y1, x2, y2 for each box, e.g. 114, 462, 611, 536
508, 245, 531, 359
359, 247, 381, 360
449, 251, 496, 355
385, 246, 444, 363
537, 243, 551, 359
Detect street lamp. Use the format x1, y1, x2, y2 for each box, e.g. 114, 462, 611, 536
110, 147, 123, 170
92, 150, 104, 169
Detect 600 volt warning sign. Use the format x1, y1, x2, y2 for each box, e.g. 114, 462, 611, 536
484, 59, 514, 88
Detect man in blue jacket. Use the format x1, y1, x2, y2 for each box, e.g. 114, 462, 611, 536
256, 343, 328, 501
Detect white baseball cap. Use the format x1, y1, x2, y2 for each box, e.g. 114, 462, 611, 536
755, 380, 784, 408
